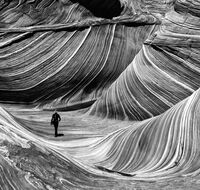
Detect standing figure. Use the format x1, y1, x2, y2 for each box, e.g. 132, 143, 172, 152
51, 110, 61, 137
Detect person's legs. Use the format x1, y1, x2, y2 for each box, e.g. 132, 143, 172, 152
54, 123, 58, 137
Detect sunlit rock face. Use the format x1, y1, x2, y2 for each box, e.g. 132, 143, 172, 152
1, 0, 200, 189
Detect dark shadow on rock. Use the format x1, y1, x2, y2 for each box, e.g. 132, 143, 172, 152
96, 165, 136, 177
55, 134, 64, 137
44, 100, 96, 112
70, 0, 124, 19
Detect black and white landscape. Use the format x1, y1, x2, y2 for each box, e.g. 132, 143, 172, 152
1, 0, 200, 189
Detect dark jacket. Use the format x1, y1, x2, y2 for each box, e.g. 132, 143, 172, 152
51, 112, 61, 125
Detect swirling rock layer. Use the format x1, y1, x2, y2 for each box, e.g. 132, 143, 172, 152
0, 0, 158, 108
1, 0, 200, 189
89, 0, 200, 120
78, 88, 200, 179
1, 87, 200, 188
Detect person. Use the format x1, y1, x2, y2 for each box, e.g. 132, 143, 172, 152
51, 110, 61, 137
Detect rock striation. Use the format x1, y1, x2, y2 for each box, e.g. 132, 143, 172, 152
0, 0, 158, 108
89, 0, 200, 120
1, 0, 200, 189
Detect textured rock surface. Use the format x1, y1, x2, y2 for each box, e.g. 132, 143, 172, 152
1, 0, 200, 189
0, 0, 158, 108
89, 0, 200, 120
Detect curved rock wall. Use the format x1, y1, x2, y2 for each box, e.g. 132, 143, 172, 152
0, 0, 158, 108
89, 0, 200, 120
1, 0, 200, 188
73, 87, 200, 179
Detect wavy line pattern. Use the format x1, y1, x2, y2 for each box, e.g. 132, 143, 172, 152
68, 87, 200, 180
0, 107, 131, 189
1, 81, 200, 184
89, 0, 200, 120
0, 0, 158, 108
1, 87, 200, 186
1, 0, 200, 189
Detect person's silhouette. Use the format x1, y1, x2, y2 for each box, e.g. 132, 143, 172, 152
51, 110, 61, 137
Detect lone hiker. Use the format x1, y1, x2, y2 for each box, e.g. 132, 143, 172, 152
51, 110, 61, 137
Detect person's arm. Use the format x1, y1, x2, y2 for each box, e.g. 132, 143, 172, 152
58, 114, 61, 122
51, 115, 54, 125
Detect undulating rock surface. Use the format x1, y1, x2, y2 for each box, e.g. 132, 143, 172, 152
0, 0, 158, 108
1, 0, 200, 189
89, 0, 200, 120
